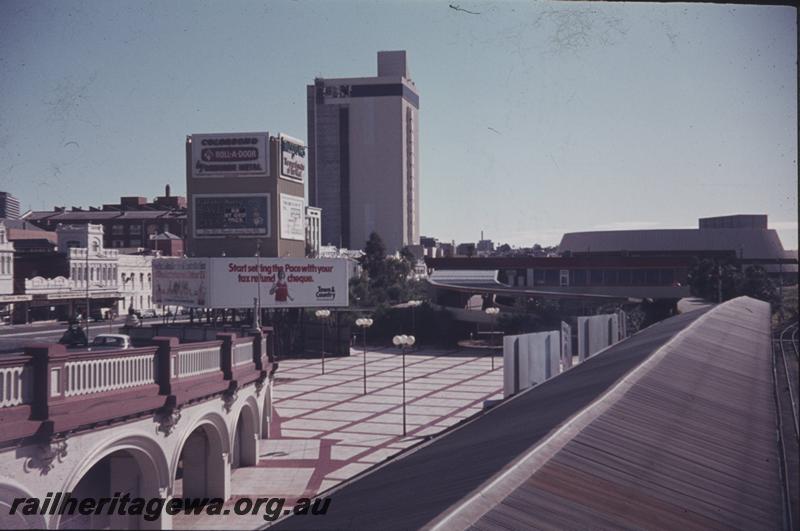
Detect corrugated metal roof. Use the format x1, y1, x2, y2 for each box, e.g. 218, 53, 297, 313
465, 296, 779, 531
269, 297, 781, 530
558, 228, 787, 260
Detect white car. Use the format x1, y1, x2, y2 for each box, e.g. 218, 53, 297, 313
89, 334, 132, 350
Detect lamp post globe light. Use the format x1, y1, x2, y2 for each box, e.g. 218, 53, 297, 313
392, 334, 415, 436
407, 300, 422, 349
484, 306, 500, 370
315, 309, 331, 374
356, 317, 374, 395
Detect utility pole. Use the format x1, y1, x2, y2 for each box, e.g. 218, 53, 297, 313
85, 244, 91, 343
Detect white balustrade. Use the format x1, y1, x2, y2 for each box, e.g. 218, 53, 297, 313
177, 346, 221, 378
0, 365, 29, 408
233, 342, 253, 366
65, 353, 156, 397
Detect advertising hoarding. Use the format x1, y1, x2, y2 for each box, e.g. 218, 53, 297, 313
190, 132, 269, 178
193, 194, 270, 238
280, 193, 305, 241
152, 258, 349, 308
153, 259, 208, 307
209, 258, 348, 308
279, 133, 306, 183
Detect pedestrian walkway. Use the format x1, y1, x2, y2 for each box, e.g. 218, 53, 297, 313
174, 347, 503, 530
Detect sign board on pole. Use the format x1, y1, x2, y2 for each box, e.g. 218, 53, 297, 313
193, 194, 270, 238
190, 132, 269, 178
279, 133, 306, 183
280, 194, 305, 241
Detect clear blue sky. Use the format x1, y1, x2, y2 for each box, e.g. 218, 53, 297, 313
1, 1, 796, 249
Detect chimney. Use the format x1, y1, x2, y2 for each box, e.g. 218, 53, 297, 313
165, 184, 171, 197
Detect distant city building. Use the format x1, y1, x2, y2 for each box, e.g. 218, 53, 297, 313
558, 214, 797, 277
1, 219, 57, 253
117, 253, 156, 315
305, 206, 322, 257
477, 239, 494, 255
0, 222, 14, 295
150, 231, 184, 257
456, 242, 476, 257
0, 222, 22, 323
698, 214, 767, 230
10, 223, 163, 323
22, 185, 187, 250
0, 192, 20, 220
439, 242, 455, 258
307, 50, 420, 252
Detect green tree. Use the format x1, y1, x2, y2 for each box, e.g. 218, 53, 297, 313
688, 259, 778, 305
738, 265, 779, 306
360, 232, 387, 279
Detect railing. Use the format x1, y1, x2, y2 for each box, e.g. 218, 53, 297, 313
233, 340, 254, 366
176, 346, 221, 378
0, 329, 274, 447
0, 364, 29, 408
64, 353, 156, 397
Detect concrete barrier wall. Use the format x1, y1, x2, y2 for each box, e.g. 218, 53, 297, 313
561, 321, 573, 370
503, 330, 561, 398
616, 309, 627, 339
577, 313, 620, 362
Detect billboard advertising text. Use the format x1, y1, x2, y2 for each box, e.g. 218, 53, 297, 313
280, 194, 305, 241
153, 258, 349, 309
210, 258, 348, 308
279, 133, 306, 183
191, 132, 269, 178
193, 194, 270, 238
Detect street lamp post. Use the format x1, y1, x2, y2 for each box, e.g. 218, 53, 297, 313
484, 307, 500, 370
315, 309, 331, 374
407, 300, 422, 349
356, 317, 374, 394
392, 334, 415, 436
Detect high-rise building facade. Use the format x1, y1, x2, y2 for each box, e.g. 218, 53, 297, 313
0, 192, 21, 220
307, 50, 419, 252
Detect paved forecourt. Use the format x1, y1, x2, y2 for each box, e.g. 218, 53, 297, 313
174, 346, 503, 530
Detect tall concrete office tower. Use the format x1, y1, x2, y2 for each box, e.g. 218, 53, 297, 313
307, 50, 419, 252
0, 192, 20, 220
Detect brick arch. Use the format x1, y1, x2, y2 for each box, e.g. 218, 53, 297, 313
172, 412, 230, 500
54, 434, 170, 529
231, 397, 260, 468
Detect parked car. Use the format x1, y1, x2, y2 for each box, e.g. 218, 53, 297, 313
141, 309, 158, 319
89, 333, 132, 350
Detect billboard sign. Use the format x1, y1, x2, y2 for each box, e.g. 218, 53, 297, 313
191, 132, 269, 178
153, 259, 208, 307
152, 258, 349, 308
209, 258, 348, 308
279, 133, 306, 183
280, 194, 305, 241
193, 194, 270, 238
